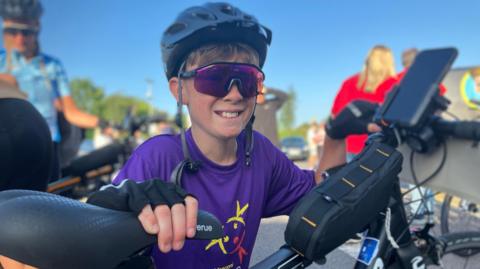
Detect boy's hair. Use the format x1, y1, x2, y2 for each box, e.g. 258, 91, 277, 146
185, 43, 260, 70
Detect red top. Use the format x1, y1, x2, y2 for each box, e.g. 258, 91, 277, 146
331, 73, 392, 154
331, 70, 447, 154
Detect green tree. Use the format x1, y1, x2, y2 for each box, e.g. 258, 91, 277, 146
70, 78, 105, 116
279, 86, 296, 131
101, 93, 163, 124
71, 78, 171, 128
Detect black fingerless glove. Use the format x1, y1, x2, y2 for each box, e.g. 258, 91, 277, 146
87, 179, 191, 214
325, 100, 379, 139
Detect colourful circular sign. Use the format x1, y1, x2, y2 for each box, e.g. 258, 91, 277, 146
460, 71, 480, 109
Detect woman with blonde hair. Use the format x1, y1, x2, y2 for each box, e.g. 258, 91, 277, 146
330, 45, 396, 158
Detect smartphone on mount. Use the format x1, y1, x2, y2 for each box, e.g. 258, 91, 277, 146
376, 47, 458, 129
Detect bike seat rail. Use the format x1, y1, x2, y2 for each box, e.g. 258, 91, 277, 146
0, 190, 223, 269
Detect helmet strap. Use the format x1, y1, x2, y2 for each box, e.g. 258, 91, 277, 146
172, 61, 201, 186
244, 101, 257, 167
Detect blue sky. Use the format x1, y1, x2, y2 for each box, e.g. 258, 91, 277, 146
5, 0, 479, 126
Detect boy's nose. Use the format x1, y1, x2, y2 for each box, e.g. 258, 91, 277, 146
224, 79, 243, 100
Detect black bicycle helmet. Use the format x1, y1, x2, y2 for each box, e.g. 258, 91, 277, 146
161, 2, 272, 79
0, 0, 43, 20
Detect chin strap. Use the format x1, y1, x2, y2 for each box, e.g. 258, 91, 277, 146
244, 114, 255, 167
171, 62, 202, 187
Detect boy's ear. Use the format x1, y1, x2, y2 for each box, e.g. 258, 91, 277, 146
168, 77, 188, 105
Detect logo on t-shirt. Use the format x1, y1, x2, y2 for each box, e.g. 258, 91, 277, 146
205, 200, 249, 265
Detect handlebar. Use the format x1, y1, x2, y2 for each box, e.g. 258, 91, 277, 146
250, 246, 310, 269
433, 118, 480, 141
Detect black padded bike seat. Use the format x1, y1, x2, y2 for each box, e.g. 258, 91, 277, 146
0, 190, 223, 269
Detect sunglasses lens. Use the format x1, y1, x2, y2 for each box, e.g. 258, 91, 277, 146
3, 27, 36, 36
193, 63, 264, 98
194, 64, 231, 97
3, 28, 18, 35
233, 65, 264, 98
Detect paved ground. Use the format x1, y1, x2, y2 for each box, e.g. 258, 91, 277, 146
250, 160, 480, 268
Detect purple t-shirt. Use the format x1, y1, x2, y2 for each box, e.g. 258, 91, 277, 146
114, 129, 315, 269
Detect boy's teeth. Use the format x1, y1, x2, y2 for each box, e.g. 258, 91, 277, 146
221, 111, 239, 118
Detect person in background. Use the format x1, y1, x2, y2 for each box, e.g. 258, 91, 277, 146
253, 86, 288, 147
306, 120, 321, 168
93, 121, 116, 149
330, 45, 395, 161
316, 121, 326, 160
375, 48, 447, 97
0, 0, 102, 181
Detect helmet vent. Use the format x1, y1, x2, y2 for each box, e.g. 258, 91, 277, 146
191, 12, 216, 21
166, 23, 187, 35
220, 5, 236, 16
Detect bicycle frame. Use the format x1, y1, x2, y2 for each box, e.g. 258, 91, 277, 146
353, 181, 426, 269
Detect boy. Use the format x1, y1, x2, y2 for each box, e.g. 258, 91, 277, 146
91, 3, 347, 269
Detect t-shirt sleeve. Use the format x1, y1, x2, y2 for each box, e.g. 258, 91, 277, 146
262, 146, 316, 217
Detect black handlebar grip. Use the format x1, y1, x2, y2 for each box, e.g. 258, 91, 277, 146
433, 119, 480, 140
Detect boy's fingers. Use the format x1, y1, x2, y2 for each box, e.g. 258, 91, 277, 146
154, 205, 173, 253
185, 196, 198, 238
171, 204, 186, 250
138, 205, 159, 234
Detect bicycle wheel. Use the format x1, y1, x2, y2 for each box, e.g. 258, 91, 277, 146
440, 195, 480, 235
441, 231, 480, 258
401, 184, 440, 230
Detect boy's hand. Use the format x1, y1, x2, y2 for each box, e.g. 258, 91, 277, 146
325, 100, 379, 139
138, 196, 198, 253
87, 179, 198, 253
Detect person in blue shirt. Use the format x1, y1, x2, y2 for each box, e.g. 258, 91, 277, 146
0, 0, 101, 180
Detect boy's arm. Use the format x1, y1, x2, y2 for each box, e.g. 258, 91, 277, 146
314, 99, 383, 184
314, 136, 346, 184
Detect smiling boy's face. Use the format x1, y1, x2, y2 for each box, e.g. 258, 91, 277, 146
183, 55, 258, 141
